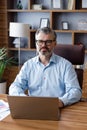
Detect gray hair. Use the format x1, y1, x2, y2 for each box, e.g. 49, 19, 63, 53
35, 27, 57, 40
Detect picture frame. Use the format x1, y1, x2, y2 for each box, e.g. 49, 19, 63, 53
62, 21, 69, 30
52, 0, 63, 9
40, 18, 49, 28
81, 0, 87, 9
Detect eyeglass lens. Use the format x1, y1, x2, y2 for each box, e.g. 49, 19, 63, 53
36, 40, 54, 46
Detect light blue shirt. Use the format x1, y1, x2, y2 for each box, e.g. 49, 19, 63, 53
9, 53, 82, 106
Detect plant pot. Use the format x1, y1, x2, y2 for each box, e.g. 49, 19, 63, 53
0, 81, 7, 94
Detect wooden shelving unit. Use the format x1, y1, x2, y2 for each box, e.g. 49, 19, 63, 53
1, 0, 87, 93
7, 0, 87, 52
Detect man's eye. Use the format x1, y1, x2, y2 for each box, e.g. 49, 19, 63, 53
47, 40, 52, 43
39, 40, 43, 43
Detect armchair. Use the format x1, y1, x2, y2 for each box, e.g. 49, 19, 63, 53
53, 44, 85, 89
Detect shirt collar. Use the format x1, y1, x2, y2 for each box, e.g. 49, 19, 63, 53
49, 53, 56, 64
35, 53, 57, 64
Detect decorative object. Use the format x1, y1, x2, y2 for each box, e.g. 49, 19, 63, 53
9, 22, 29, 67
40, 18, 49, 28
62, 21, 69, 30
78, 19, 87, 30
17, 0, 23, 9
0, 81, 6, 94
84, 62, 87, 69
0, 48, 15, 93
13, 38, 26, 48
68, 0, 74, 10
13, 38, 21, 48
52, 0, 63, 9
81, 0, 87, 9
32, 4, 42, 10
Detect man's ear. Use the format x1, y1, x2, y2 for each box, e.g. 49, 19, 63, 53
53, 42, 57, 51
54, 41, 57, 46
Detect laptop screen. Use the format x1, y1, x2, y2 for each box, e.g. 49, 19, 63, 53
7, 95, 60, 120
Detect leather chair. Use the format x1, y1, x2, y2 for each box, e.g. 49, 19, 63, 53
53, 44, 85, 89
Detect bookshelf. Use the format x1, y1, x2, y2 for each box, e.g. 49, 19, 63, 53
1, 0, 87, 93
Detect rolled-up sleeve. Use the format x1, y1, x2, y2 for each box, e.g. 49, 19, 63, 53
59, 62, 82, 106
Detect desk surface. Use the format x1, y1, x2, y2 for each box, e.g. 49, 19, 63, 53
0, 94, 87, 130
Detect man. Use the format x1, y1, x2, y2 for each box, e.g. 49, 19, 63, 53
9, 27, 82, 108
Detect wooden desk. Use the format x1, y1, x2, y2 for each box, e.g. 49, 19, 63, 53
0, 94, 87, 130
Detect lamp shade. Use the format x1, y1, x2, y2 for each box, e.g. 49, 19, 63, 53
9, 22, 29, 37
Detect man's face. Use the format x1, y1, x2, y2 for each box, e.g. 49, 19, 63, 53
36, 32, 56, 56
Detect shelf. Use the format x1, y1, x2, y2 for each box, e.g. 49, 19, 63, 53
55, 30, 87, 33
6, 0, 87, 65
7, 9, 87, 13
8, 48, 36, 51
7, 9, 51, 13
51, 9, 87, 13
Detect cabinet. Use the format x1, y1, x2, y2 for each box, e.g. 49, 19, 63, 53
3, 0, 87, 90
0, 1, 7, 47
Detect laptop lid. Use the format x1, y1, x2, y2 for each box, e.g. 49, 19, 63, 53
7, 95, 60, 120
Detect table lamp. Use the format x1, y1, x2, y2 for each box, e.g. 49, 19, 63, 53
9, 22, 29, 68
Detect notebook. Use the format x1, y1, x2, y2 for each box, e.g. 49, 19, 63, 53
7, 95, 60, 120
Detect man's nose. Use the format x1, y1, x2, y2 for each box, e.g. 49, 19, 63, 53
41, 41, 47, 46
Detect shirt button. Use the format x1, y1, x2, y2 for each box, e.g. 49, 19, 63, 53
44, 77, 46, 80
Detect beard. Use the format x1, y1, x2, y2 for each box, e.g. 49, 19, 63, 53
39, 46, 52, 56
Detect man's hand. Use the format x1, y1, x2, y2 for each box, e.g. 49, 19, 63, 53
59, 99, 64, 108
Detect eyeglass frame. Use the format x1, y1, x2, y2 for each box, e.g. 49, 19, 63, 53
36, 39, 55, 46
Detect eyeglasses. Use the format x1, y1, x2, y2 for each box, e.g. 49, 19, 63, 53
36, 40, 55, 46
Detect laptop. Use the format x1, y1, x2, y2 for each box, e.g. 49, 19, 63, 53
7, 95, 60, 120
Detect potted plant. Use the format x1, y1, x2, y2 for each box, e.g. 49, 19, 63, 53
0, 47, 16, 94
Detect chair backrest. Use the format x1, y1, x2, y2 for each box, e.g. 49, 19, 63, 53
53, 44, 85, 89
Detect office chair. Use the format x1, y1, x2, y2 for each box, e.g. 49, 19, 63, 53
53, 44, 85, 89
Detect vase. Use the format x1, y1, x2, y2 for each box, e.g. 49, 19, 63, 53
17, 0, 23, 9
0, 81, 7, 94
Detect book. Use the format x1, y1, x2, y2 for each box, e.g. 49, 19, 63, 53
68, 0, 74, 10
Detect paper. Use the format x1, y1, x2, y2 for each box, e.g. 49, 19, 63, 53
0, 110, 10, 121
0, 100, 10, 121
